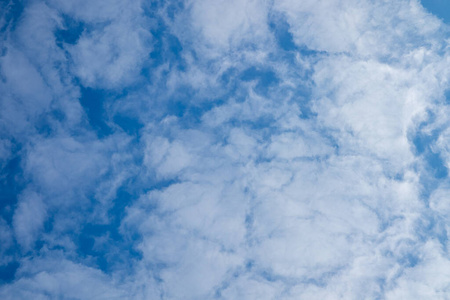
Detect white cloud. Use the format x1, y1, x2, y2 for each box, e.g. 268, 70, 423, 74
3, 0, 450, 298
13, 191, 46, 251
67, 19, 152, 89
188, 0, 271, 51
0, 47, 52, 133
0, 1, 85, 137
144, 135, 193, 178
274, 0, 441, 57
24, 136, 108, 198
0, 256, 130, 299
47, 0, 134, 23
219, 272, 284, 300
122, 0, 450, 294
385, 240, 450, 299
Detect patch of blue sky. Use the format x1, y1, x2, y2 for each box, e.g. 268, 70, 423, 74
0, 261, 19, 284
0, 0, 24, 33
75, 177, 182, 270
113, 114, 143, 136
421, 0, 450, 24
412, 128, 447, 179
0, 149, 21, 284
409, 113, 449, 205
108, 188, 138, 232
0, 150, 23, 226
269, 13, 297, 52
54, 14, 84, 47
425, 151, 448, 179
79, 86, 113, 138
141, 2, 186, 79
76, 224, 141, 273
65, 187, 143, 273
240, 66, 280, 95
146, 21, 185, 71
444, 89, 450, 104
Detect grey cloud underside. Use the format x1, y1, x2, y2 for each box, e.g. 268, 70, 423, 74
1, 0, 450, 299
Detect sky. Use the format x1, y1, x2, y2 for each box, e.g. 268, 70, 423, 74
421, 0, 450, 23
1, 0, 450, 299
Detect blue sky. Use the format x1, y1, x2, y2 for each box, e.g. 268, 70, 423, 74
421, 0, 450, 23
1, 0, 450, 299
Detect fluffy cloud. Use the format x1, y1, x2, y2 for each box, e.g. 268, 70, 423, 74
13, 191, 46, 251
0, 256, 130, 299
2, 0, 450, 299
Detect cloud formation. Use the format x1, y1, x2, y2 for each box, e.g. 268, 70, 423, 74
2, 0, 450, 299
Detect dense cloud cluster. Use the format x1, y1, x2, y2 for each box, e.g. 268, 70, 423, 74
2, 0, 450, 299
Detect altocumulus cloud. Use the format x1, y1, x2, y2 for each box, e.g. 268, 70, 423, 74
1, 0, 450, 299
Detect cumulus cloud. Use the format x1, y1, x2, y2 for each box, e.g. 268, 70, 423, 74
2, 0, 450, 299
